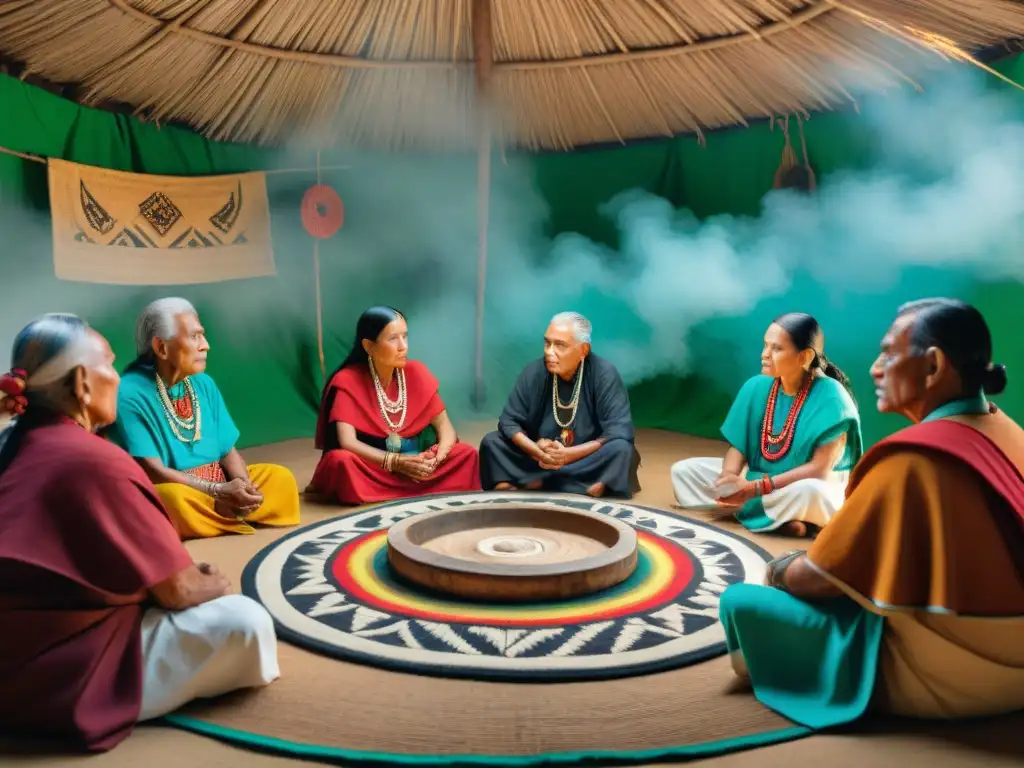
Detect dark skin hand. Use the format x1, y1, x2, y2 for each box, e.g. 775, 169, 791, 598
714, 436, 845, 508
136, 450, 262, 518
509, 432, 602, 470
218, 448, 263, 515
393, 410, 461, 482
534, 437, 602, 470
336, 422, 431, 482
771, 553, 843, 600
335, 413, 463, 484
150, 561, 231, 611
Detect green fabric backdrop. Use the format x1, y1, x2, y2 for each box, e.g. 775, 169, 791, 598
0, 54, 1021, 451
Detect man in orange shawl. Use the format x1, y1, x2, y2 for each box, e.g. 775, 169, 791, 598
718, 298, 1024, 728
310, 306, 480, 504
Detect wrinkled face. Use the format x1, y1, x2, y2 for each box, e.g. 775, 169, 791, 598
77, 330, 121, 429
365, 317, 409, 369
544, 323, 588, 378
870, 313, 931, 415
154, 312, 209, 377
761, 323, 811, 380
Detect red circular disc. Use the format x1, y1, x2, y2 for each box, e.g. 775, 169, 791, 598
301, 184, 344, 239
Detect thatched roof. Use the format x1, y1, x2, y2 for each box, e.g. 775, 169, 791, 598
1, 0, 1023, 151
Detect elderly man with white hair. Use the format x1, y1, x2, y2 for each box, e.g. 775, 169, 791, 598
109, 297, 300, 539
479, 312, 640, 498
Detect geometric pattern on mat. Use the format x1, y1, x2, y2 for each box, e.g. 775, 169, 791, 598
241, 491, 772, 682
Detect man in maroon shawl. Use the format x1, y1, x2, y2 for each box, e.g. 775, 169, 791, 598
0, 314, 279, 752
310, 306, 481, 504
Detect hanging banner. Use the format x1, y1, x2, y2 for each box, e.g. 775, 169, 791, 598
47, 158, 276, 284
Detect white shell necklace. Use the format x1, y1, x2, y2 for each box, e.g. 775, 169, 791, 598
369, 357, 407, 438
551, 357, 585, 428
156, 374, 202, 443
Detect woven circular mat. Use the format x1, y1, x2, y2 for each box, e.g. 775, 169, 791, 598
240, 492, 772, 682
166, 493, 810, 765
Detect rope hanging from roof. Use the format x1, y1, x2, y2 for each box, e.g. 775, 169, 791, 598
773, 115, 816, 193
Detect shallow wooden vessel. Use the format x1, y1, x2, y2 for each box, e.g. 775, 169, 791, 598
386, 502, 638, 602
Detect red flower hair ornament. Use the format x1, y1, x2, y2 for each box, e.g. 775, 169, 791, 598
0, 368, 28, 416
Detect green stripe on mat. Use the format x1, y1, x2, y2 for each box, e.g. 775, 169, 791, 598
161, 714, 813, 766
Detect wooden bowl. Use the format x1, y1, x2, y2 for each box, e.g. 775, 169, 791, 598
386, 503, 638, 602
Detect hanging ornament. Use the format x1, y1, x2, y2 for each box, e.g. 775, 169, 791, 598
301, 184, 344, 239
772, 115, 816, 193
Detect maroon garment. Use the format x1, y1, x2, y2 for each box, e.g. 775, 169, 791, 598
0, 420, 193, 751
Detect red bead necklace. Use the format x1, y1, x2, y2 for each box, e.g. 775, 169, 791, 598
760, 374, 813, 462
173, 395, 194, 420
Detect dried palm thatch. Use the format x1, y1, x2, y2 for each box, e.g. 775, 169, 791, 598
1, 0, 1023, 151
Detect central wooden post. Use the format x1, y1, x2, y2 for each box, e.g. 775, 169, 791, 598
471, 0, 493, 411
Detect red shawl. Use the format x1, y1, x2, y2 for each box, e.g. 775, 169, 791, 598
856, 419, 1024, 528
314, 359, 445, 450
0, 421, 192, 751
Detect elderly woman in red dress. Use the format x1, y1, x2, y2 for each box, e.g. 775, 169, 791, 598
0, 314, 278, 752
310, 306, 480, 504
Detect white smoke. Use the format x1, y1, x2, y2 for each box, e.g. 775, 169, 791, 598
289, 62, 1023, 416
1, 57, 1021, 427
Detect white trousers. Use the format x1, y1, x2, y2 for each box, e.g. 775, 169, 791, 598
138, 594, 280, 721
669, 456, 848, 531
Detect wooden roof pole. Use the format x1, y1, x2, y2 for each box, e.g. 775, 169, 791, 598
472, 0, 493, 410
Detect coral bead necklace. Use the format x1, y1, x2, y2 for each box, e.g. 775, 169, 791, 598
760, 374, 813, 462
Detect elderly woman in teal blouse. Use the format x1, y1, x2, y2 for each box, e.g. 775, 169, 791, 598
109, 298, 300, 539
671, 313, 862, 537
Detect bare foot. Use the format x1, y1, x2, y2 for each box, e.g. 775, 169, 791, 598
724, 676, 753, 694
524, 480, 543, 490
586, 482, 606, 497
779, 521, 806, 537
494, 482, 514, 491
779, 521, 820, 538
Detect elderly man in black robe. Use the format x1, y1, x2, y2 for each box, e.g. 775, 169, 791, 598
479, 312, 640, 498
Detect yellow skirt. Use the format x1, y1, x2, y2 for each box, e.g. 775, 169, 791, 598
156, 463, 301, 539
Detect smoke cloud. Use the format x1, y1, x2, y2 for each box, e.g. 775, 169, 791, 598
295, 63, 1022, 418
0, 56, 1021, 432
